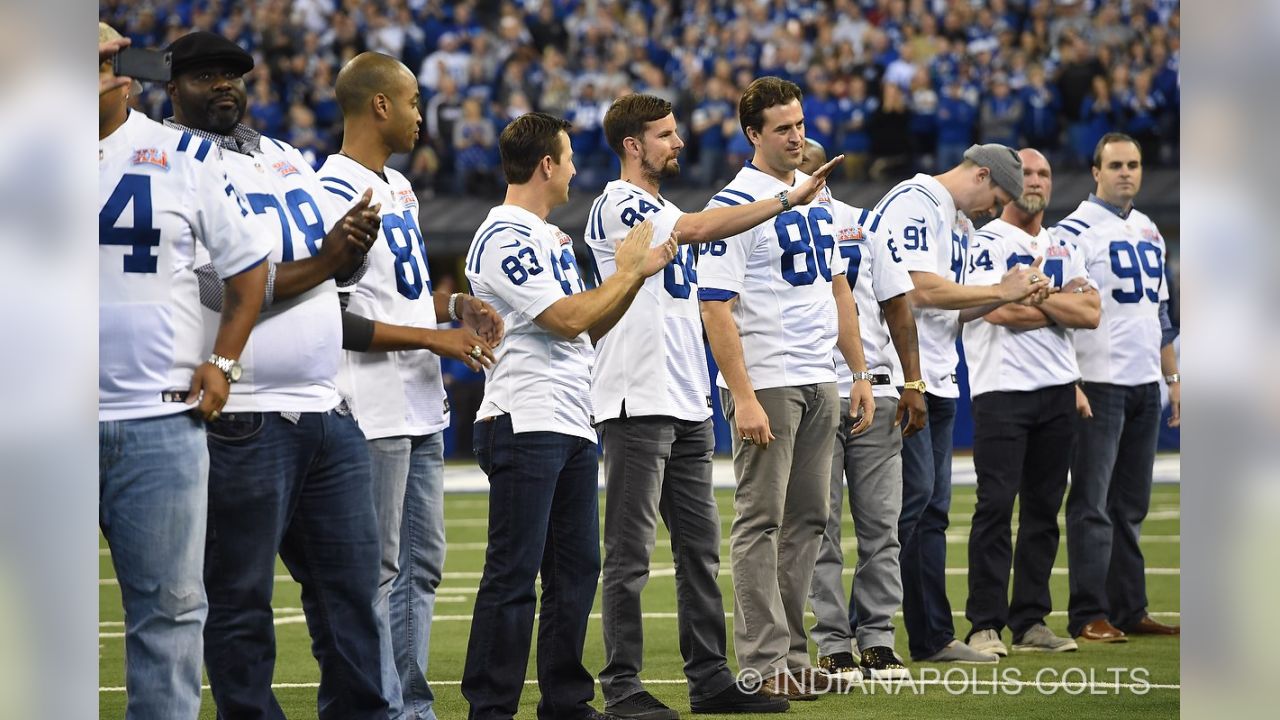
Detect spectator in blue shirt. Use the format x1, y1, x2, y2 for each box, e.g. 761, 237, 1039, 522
802, 68, 840, 151
1021, 63, 1061, 155
690, 77, 735, 186
936, 77, 978, 169
837, 74, 878, 180
979, 72, 1023, 146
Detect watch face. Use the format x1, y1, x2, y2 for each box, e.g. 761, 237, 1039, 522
228, 363, 243, 382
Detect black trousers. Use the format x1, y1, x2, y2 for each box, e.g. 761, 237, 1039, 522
964, 384, 1075, 640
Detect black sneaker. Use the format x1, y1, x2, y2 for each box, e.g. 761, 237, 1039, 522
817, 651, 864, 681
605, 690, 679, 720
690, 681, 789, 714
860, 645, 911, 680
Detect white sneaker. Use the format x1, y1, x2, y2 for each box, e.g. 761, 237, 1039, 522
1013, 624, 1079, 653
967, 629, 1009, 657
924, 639, 1000, 664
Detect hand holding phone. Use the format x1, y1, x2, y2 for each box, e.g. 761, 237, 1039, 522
112, 47, 172, 83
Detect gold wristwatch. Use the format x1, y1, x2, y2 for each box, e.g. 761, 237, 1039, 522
903, 379, 927, 393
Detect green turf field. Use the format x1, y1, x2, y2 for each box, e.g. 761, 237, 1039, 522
99, 479, 1180, 719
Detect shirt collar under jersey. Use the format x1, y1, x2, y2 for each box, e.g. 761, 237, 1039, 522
163, 117, 262, 156
1087, 192, 1135, 220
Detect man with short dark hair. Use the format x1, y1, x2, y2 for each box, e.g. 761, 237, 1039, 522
461, 111, 676, 720
589, 92, 838, 717
699, 76, 876, 699
1061, 132, 1181, 642
163, 30, 390, 720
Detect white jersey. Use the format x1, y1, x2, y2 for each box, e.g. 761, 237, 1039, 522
99, 111, 270, 422
697, 163, 845, 391
1054, 199, 1169, 386
194, 133, 347, 413
963, 218, 1093, 396
586, 180, 710, 422
874, 173, 968, 398
465, 204, 595, 441
830, 200, 915, 399
317, 154, 448, 439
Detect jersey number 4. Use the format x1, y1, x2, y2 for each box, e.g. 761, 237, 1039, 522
100, 174, 161, 273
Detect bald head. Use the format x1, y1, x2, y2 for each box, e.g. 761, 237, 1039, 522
335, 51, 417, 117
798, 138, 827, 175
1011, 147, 1052, 215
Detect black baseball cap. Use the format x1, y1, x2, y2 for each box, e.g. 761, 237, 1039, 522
166, 31, 254, 78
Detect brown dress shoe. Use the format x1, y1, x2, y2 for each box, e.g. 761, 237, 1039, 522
792, 666, 857, 694
761, 672, 819, 701
1122, 615, 1180, 635
1075, 619, 1128, 642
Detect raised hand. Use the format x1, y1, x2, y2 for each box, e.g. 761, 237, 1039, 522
999, 256, 1050, 302
321, 188, 382, 274
787, 154, 846, 206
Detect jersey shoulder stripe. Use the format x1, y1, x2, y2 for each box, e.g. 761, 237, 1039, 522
710, 193, 742, 206
267, 137, 288, 152
319, 176, 359, 193
194, 139, 212, 161
469, 222, 533, 272
903, 183, 941, 207
1058, 217, 1091, 231
721, 187, 756, 204
321, 184, 354, 201
586, 196, 607, 241
875, 184, 938, 215
176, 132, 192, 152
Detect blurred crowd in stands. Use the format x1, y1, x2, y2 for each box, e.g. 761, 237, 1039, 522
101, 0, 1180, 194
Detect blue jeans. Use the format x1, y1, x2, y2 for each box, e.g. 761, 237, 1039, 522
202, 409, 387, 720
100, 412, 209, 720
462, 415, 601, 720
369, 433, 446, 720
1066, 382, 1161, 635
896, 394, 957, 660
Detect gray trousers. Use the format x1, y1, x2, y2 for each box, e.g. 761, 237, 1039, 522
722, 383, 839, 675
598, 417, 737, 703
808, 396, 905, 656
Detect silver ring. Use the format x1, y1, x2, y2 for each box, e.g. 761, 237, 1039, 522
469, 345, 483, 359
741, 436, 754, 445
1030, 274, 1040, 283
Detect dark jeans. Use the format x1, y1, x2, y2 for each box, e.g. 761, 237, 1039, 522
203, 408, 386, 720
462, 415, 601, 720
598, 417, 735, 704
1066, 381, 1161, 635
896, 394, 957, 660
965, 385, 1074, 640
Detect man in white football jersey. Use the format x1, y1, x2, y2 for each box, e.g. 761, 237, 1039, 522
875, 143, 1048, 664
99, 25, 268, 719
318, 52, 504, 720
589, 94, 839, 717
958, 149, 1100, 657
1060, 133, 1182, 642
461, 112, 676, 720
699, 77, 875, 699
797, 141, 926, 684
164, 32, 392, 719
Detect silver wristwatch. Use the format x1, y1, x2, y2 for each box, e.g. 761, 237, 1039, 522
208, 353, 242, 383
850, 371, 874, 383
776, 190, 792, 212
1164, 373, 1180, 384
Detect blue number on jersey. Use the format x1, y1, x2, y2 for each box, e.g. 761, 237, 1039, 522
902, 224, 928, 251
549, 248, 585, 295
501, 246, 543, 286
619, 199, 661, 228
100, 174, 161, 273
969, 248, 994, 274
1109, 240, 1163, 303
1006, 252, 1064, 287
664, 244, 697, 299
382, 210, 431, 299
839, 243, 863, 289
247, 189, 325, 262
701, 240, 727, 256
885, 235, 903, 264
776, 208, 835, 287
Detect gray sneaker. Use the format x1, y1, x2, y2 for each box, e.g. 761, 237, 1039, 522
923, 639, 1000, 664
968, 628, 1009, 657
1013, 624, 1079, 653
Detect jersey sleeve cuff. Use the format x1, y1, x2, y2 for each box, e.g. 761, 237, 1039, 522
697, 288, 739, 302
